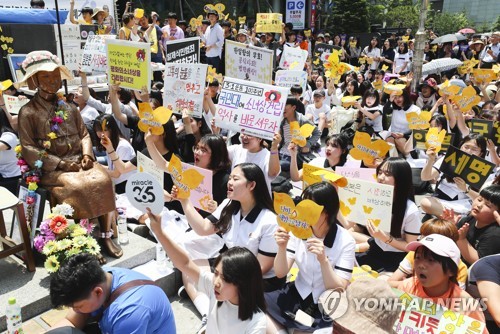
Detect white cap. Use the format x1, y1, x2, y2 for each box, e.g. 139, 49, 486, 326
406, 234, 460, 267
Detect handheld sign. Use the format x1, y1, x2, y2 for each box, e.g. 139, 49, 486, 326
450, 85, 481, 113
255, 13, 283, 33
126, 172, 164, 214
302, 164, 347, 189
215, 77, 288, 140
383, 84, 406, 96
106, 39, 151, 91
341, 96, 361, 108
137, 152, 164, 187
337, 177, 394, 232
349, 131, 391, 166
335, 167, 377, 182
167, 155, 204, 199
290, 121, 315, 147
438, 80, 461, 97
80, 34, 116, 74
279, 45, 308, 70
439, 146, 495, 190
164, 37, 200, 64
467, 119, 493, 137
275, 70, 308, 92
413, 129, 454, 153
472, 68, 496, 84
225, 40, 274, 84
273, 192, 323, 239
3, 95, 28, 115
406, 111, 431, 130
138, 103, 172, 135
425, 127, 447, 152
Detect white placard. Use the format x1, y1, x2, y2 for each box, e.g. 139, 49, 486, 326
136, 151, 164, 187
125, 172, 164, 215
215, 77, 288, 140
4, 95, 29, 115
275, 70, 308, 92
225, 40, 274, 84
279, 45, 308, 70
80, 34, 116, 74
163, 63, 208, 117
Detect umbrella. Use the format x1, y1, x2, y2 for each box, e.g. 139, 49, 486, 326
422, 58, 463, 76
431, 33, 467, 44
458, 28, 475, 34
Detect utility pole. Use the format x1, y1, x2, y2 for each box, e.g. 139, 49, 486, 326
411, 0, 429, 92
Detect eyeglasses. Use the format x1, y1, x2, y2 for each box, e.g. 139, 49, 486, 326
462, 145, 481, 153
192, 145, 210, 154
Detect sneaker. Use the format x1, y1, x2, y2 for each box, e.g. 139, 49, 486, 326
196, 315, 208, 334
177, 286, 188, 299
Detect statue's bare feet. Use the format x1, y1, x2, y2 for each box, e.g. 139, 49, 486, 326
100, 237, 123, 258
96, 253, 107, 265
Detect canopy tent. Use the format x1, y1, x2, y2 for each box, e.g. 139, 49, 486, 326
0, 9, 68, 24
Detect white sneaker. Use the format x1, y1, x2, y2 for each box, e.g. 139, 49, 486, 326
196, 315, 208, 334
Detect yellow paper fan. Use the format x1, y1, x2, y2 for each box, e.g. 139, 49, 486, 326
290, 121, 315, 147
349, 131, 391, 165
138, 102, 172, 135
167, 155, 205, 199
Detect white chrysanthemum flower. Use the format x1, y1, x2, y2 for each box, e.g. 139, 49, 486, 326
52, 203, 74, 217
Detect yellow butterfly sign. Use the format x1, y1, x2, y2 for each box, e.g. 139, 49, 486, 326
273, 192, 324, 239
138, 102, 172, 135
349, 131, 391, 166
381, 64, 389, 72
302, 164, 348, 189
167, 155, 205, 199
189, 15, 204, 31
383, 84, 406, 96
438, 80, 461, 97
406, 111, 431, 130
372, 79, 383, 91
290, 121, 315, 147
238, 16, 246, 25
206, 65, 223, 84
0, 79, 13, 93
324, 50, 351, 83
341, 95, 361, 108
425, 127, 447, 152
450, 85, 481, 113
472, 69, 496, 85
457, 59, 479, 75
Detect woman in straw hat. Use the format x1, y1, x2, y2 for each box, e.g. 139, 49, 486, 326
16, 50, 122, 260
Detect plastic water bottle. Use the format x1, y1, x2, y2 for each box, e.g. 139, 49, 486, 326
156, 243, 167, 271
6, 297, 24, 334
117, 208, 129, 245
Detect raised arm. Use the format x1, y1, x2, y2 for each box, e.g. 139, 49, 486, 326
273, 227, 294, 278
109, 84, 129, 125
421, 148, 440, 181
171, 186, 217, 236
69, 0, 78, 24
268, 132, 281, 178
148, 208, 201, 282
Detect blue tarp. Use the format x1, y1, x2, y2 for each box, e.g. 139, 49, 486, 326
0, 9, 68, 24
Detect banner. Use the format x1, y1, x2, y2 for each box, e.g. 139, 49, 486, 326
106, 39, 151, 91
164, 37, 200, 64
215, 77, 288, 140
275, 70, 308, 92
285, 0, 306, 29
163, 63, 208, 117
80, 34, 115, 74
337, 177, 394, 232
54, 24, 81, 72
279, 45, 308, 70
255, 13, 283, 33
439, 146, 495, 190
225, 40, 273, 84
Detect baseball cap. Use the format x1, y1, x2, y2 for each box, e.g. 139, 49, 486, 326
406, 234, 460, 267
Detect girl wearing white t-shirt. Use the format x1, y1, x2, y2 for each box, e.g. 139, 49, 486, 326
361, 37, 381, 72
94, 114, 136, 194
148, 211, 267, 334
393, 43, 410, 75
266, 182, 355, 333
0, 110, 20, 195
355, 88, 383, 134
355, 158, 421, 272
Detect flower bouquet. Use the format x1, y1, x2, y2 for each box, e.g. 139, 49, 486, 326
33, 203, 100, 273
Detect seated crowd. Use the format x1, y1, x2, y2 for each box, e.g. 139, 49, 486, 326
1, 5, 499, 334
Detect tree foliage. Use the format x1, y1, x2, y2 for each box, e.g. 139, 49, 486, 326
329, 0, 370, 33
432, 12, 474, 35
385, 5, 420, 32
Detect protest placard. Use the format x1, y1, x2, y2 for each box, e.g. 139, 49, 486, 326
393, 290, 486, 334
164, 37, 200, 64
439, 145, 495, 190
255, 13, 283, 33
225, 40, 274, 84
275, 70, 308, 92
285, 0, 306, 29
335, 167, 376, 182
490, 121, 500, 146
337, 177, 394, 232
137, 151, 164, 187
313, 43, 339, 69
274, 192, 323, 239
3, 95, 28, 115
279, 45, 308, 70
215, 77, 288, 140
163, 63, 208, 117
106, 39, 151, 91
80, 34, 116, 74
302, 164, 347, 189
413, 129, 454, 153
467, 119, 493, 137
184, 163, 213, 211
